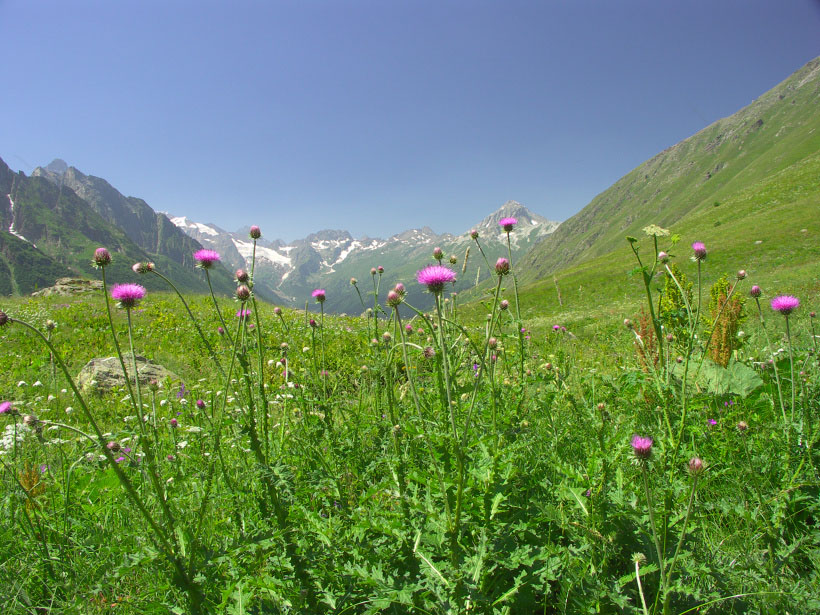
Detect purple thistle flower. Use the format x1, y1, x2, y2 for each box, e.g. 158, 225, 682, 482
194, 249, 221, 269
691, 241, 707, 261
553, 324, 560, 331
170, 418, 178, 428
312, 289, 326, 303
688, 457, 704, 476
432, 247, 444, 261
631, 434, 653, 460
236, 308, 252, 319
110, 283, 146, 309
708, 418, 717, 426
386, 290, 402, 307
499, 299, 509, 311
495, 257, 510, 276
236, 285, 251, 301
770, 295, 800, 316
469, 229, 479, 240
93, 247, 111, 267
750, 285, 762, 298
416, 265, 456, 294
249, 225, 262, 239
377, 265, 384, 274
235, 268, 249, 283
217, 326, 225, 336
196, 399, 205, 409
499, 217, 517, 232
0, 401, 11, 415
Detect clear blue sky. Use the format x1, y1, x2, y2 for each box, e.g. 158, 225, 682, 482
1, 0, 818, 242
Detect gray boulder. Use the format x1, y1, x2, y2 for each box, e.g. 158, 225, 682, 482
32, 277, 103, 297
77, 354, 178, 393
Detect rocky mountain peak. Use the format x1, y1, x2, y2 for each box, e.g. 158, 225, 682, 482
470, 200, 553, 234
44, 159, 68, 175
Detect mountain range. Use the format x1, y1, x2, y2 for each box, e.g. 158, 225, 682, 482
170, 200, 558, 313
0, 155, 558, 312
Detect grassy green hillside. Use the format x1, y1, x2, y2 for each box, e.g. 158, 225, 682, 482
519, 56, 820, 284
509, 150, 820, 336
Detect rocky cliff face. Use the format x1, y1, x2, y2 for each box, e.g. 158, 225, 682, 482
33, 162, 205, 269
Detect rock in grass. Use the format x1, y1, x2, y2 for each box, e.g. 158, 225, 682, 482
32, 277, 104, 296
77, 354, 177, 392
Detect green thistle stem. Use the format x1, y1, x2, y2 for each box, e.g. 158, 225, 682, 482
205, 268, 233, 344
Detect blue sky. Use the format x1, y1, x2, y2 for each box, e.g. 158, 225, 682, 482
1, 0, 818, 242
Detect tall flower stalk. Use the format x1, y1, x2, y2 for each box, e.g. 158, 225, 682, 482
195, 249, 233, 344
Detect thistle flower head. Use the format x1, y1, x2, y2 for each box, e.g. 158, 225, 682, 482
194, 249, 221, 269
386, 290, 402, 307
235, 269, 249, 283
273, 306, 282, 315
416, 265, 456, 294
631, 434, 653, 460
449, 254, 457, 265
750, 285, 762, 298
469, 229, 479, 240
499, 299, 509, 311
132, 261, 154, 274
394, 282, 405, 295
377, 265, 384, 274
249, 225, 262, 239
312, 289, 326, 303
350, 277, 358, 286
771, 295, 799, 316
236, 285, 251, 301
737, 269, 746, 280
688, 457, 704, 476
93, 247, 111, 268
499, 217, 517, 232
495, 257, 510, 276
111, 283, 146, 309
691, 241, 707, 261
433, 247, 443, 261
370, 267, 377, 276
196, 399, 205, 409
0, 401, 12, 415
309, 318, 317, 328
658, 251, 669, 263
236, 308, 252, 319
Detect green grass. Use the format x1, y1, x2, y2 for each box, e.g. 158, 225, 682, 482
0, 243, 818, 614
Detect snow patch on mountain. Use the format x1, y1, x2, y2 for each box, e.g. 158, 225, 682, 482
7, 194, 35, 246
170, 216, 220, 237
232, 238, 291, 266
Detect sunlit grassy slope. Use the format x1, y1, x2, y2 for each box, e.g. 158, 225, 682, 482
518, 56, 820, 283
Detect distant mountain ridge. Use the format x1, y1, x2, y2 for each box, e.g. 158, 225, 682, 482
170, 199, 559, 313
0, 151, 559, 312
